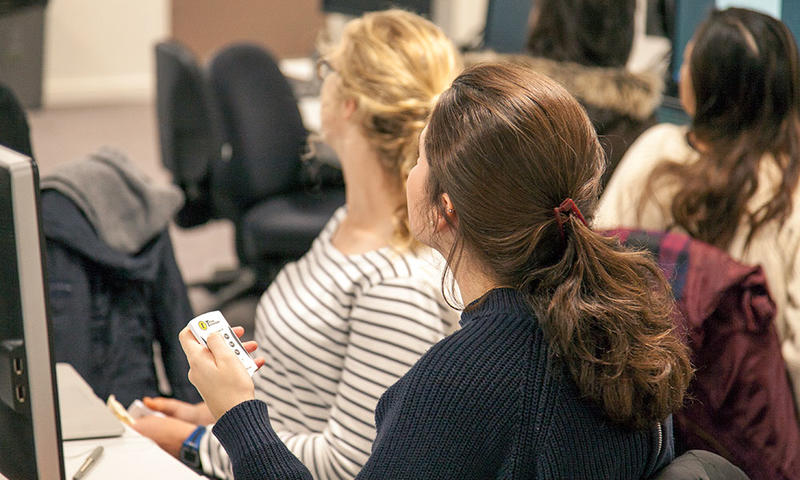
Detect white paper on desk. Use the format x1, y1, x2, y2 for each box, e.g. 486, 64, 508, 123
63, 425, 205, 479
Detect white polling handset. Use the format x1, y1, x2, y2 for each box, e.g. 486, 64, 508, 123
188, 311, 258, 376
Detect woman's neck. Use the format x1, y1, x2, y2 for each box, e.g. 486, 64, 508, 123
449, 251, 500, 306
331, 131, 404, 254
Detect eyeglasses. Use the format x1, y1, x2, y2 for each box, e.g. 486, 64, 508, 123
316, 58, 335, 81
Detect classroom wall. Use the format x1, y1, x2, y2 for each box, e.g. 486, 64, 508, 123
42, 0, 169, 107
171, 0, 324, 62
39, 0, 489, 108
41, 0, 324, 107
40, 0, 791, 108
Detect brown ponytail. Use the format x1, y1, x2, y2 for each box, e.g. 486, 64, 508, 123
425, 63, 692, 429
528, 218, 690, 428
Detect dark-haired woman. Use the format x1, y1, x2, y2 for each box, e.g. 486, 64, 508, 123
597, 7, 800, 416
179, 62, 692, 479
469, 0, 662, 188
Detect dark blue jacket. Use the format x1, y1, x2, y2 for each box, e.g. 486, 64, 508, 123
42, 190, 200, 405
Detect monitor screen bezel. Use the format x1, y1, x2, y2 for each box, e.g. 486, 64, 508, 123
0, 145, 65, 480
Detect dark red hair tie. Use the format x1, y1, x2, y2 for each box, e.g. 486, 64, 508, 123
553, 198, 588, 238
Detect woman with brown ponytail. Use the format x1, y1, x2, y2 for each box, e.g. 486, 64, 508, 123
596, 8, 800, 415
178, 63, 693, 479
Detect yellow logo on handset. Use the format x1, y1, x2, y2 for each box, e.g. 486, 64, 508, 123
198, 321, 208, 330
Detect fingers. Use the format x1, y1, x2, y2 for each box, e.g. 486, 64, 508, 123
142, 397, 193, 420
232, 326, 245, 338
207, 333, 264, 376
237, 340, 264, 369
206, 332, 241, 371
179, 326, 206, 360
180, 326, 216, 393
143, 396, 180, 415
179, 325, 200, 348
242, 340, 258, 354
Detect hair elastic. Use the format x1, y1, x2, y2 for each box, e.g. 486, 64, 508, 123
554, 198, 588, 238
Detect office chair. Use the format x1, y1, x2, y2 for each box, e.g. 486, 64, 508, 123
155, 40, 224, 229
0, 81, 33, 157
206, 43, 344, 281
155, 41, 345, 308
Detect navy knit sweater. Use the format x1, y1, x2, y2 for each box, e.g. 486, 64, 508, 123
213, 288, 659, 479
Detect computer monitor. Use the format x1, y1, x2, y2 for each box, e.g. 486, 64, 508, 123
0, 145, 65, 480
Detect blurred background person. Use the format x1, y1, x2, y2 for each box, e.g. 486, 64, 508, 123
597, 7, 800, 421
467, 0, 662, 188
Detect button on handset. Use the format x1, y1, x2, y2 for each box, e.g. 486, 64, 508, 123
188, 311, 258, 376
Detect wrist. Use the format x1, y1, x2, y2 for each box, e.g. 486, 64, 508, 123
179, 425, 206, 470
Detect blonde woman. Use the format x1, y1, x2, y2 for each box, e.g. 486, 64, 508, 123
134, 10, 460, 479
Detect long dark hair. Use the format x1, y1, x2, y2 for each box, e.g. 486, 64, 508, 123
526, 0, 636, 67
425, 63, 692, 429
643, 8, 800, 249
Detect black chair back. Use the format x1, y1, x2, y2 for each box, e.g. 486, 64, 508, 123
155, 40, 222, 227
0, 82, 33, 157
207, 44, 308, 216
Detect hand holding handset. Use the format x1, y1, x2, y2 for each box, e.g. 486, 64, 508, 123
188, 311, 258, 376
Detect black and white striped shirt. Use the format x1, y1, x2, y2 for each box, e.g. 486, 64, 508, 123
199, 207, 458, 479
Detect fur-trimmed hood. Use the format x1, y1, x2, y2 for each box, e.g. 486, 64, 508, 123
464, 51, 663, 121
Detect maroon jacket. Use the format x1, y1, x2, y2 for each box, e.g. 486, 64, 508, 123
607, 229, 800, 480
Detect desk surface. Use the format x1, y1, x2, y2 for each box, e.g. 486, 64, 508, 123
61, 425, 205, 480
0, 425, 204, 480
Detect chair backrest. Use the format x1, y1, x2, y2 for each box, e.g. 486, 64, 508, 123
155, 40, 222, 225
206, 43, 308, 215
0, 82, 33, 157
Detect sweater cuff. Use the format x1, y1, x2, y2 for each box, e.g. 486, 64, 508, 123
212, 400, 311, 480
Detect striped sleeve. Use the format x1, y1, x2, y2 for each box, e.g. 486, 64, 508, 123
280, 277, 447, 480
199, 277, 448, 480
199, 424, 233, 478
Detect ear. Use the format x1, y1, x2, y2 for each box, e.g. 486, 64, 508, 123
342, 97, 358, 120
435, 193, 457, 232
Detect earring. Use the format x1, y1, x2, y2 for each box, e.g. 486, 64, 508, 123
429, 219, 435, 227
447, 208, 454, 214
